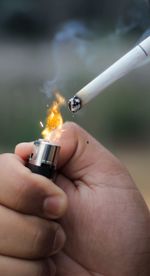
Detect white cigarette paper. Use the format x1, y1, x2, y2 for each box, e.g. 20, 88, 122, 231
69, 36, 150, 112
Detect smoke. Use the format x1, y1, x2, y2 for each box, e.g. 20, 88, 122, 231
116, 0, 150, 36
42, 0, 150, 98
43, 20, 93, 97
138, 28, 150, 41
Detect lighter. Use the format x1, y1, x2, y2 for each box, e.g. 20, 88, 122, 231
27, 139, 60, 181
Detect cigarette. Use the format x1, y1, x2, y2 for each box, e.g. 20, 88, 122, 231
26, 139, 60, 181
68, 36, 150, 112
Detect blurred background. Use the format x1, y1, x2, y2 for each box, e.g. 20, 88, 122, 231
0, 0, 150, 206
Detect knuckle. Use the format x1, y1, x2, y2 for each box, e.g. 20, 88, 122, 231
31, 220, 57, 258
13, 171, 35, 211
0, 153, 13, 163
63, 121, 79, 132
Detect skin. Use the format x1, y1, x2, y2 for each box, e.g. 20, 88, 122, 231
16, 122, 150, 276
0, 153, 68, 275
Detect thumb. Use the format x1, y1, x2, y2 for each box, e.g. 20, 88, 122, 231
14, 123, 118, 181
58, 122, 114, 179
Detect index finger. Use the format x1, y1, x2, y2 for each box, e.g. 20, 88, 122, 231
0, 153, 68, 219
15, 142, 34, 160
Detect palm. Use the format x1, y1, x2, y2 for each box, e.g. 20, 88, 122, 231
54, 148, 149, 276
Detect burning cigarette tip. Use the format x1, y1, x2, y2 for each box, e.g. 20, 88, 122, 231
68, 36, 150, 113
68, 96, 82, 113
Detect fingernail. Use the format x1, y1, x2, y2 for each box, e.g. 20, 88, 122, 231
44, 196, 66, 218
52, 228, 66, 254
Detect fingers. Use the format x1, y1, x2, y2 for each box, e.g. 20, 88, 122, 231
0, 256, 56, 276
0, 153, 68, 219
15, 142, 34, 161
15, 123, 122, 185
15, 124, 103, 178
0, 205, 66, 259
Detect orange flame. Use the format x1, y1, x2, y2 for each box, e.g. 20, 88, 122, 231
41, 92, 66, 141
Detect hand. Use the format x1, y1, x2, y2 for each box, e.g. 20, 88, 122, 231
18, 123, 150, 276
0, 152, 68, 276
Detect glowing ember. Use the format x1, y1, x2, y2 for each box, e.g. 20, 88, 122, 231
41, 92, 66, 141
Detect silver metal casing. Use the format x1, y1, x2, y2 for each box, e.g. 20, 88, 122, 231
29, 139, 60, 169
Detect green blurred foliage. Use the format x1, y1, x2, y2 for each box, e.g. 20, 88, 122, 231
0, 0, 150, 152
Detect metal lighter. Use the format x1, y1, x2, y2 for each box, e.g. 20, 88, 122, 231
27, 139, 60, 181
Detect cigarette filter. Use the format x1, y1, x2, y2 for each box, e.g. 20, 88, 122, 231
27, 139, 60, 181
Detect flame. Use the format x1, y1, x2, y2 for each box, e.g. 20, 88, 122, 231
41, 92, 66, 141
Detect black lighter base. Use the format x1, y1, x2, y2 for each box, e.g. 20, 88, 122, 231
27, 163, 57, 181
